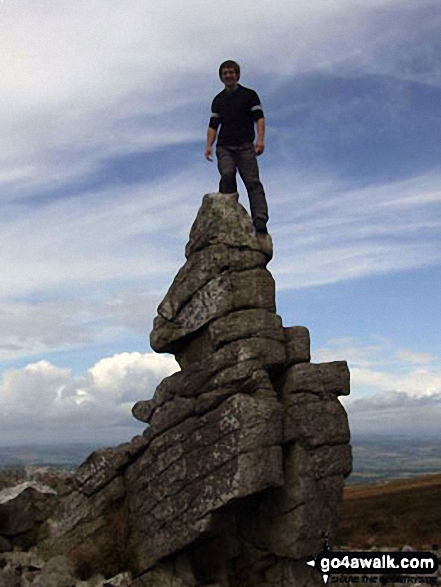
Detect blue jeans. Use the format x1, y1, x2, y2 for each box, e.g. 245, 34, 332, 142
216, 142, 269, 224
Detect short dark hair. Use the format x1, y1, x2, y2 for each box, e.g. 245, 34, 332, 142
219, 60, 240, 80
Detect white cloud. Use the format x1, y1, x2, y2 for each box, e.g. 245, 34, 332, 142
344, 390, 441, 436
89, 352, 177, 403
316, 336, 441, 398
0, 352, 179, 444
316, 336, 441, 435
1, 360, 70, 412
351, 365, 441, 397
347, 389, 441, 412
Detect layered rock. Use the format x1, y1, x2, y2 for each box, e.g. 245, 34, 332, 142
39, 192, 351, 587
128, 193, 351, 586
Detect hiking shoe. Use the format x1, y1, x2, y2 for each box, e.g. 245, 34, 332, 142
254, 219, 268, 234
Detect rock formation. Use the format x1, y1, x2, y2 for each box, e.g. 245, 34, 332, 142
35, 192, 351, 586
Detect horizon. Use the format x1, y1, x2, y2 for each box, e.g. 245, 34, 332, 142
1, 0, 440, 445
1, 432, 441, 450
2, 437, 440, 489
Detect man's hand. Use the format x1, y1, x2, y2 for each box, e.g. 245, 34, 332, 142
254, 142, 265, 156
204, 146, 213, 161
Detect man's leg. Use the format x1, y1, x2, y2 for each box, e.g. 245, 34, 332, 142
236, 144, 269, 231
216, 145, 238, 194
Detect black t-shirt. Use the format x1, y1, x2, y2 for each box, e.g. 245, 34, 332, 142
209, 84, 264, 146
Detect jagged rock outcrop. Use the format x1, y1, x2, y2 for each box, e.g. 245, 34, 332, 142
38, 192, 351, 586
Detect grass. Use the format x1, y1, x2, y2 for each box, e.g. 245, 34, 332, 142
334, 473, 441, 549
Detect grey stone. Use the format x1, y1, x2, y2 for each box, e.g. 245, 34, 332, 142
320, 361, 350, 395
255, 231, 273, 261
151, 194, 277, 354
102, 572, 132, 586
131, 399, 153, 423
283, 392, 350, 446
311, 444, 352, 479
41, 554, 75, 576
40, 476, 125, 558
32, 574, 75, 587
74, 436, 147, 496
284, 326, 311, 366
174, 327, 214, 368
158, 243, 267, 323
126, 393, 284, 571
283, 361, 350, 397
0, 483, 58, 536
184, 192, 265, 258
28, 556, 77, 587
0, 551, 45, 587
208, 309, 284, 350
151, 268, 276, 353
146, 396, 196, 434
260, 445, 346, 560
141, 337, 285, 437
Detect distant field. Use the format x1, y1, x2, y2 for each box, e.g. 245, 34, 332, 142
335, 473, 441, 548
348, 435, 441, 484
1, 436, 440, 482
0, 443, 100, 469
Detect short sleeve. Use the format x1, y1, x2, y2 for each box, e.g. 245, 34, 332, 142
249, 90, 264, 121
209, 96, 221, 130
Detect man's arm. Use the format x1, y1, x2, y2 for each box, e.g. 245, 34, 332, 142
255, 117, 265, 156
205, 126, 217, 161
205, 96, 221, 161
250, 90, 265, 156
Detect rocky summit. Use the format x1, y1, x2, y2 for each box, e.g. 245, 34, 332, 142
12, 193, 351, 587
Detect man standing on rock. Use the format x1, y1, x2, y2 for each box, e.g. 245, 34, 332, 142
205, 60, 269, 234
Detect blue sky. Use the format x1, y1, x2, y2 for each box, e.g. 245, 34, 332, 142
1, 0, 440, 444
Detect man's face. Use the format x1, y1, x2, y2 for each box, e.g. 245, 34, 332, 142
221, 67, 239, 89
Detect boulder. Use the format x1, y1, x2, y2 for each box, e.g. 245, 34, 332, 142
0, 482, 58, 537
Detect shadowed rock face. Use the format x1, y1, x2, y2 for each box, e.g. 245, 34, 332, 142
40, 193, 351, 587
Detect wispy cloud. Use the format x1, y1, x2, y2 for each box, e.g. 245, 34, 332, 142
317, 336, 441, 435
0, 170, 209, 298
0, 168, 439, 363
0, 290, 160, 363
270, 172, 441, 289
2, 0, 435, 198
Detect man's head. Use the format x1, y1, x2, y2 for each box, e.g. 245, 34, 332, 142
219, 60, 240, 89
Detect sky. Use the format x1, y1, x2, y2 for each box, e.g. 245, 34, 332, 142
1, 0, 440, 445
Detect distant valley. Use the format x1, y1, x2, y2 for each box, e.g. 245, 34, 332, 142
349, 435, 441, 484
0, 436, 440, 485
